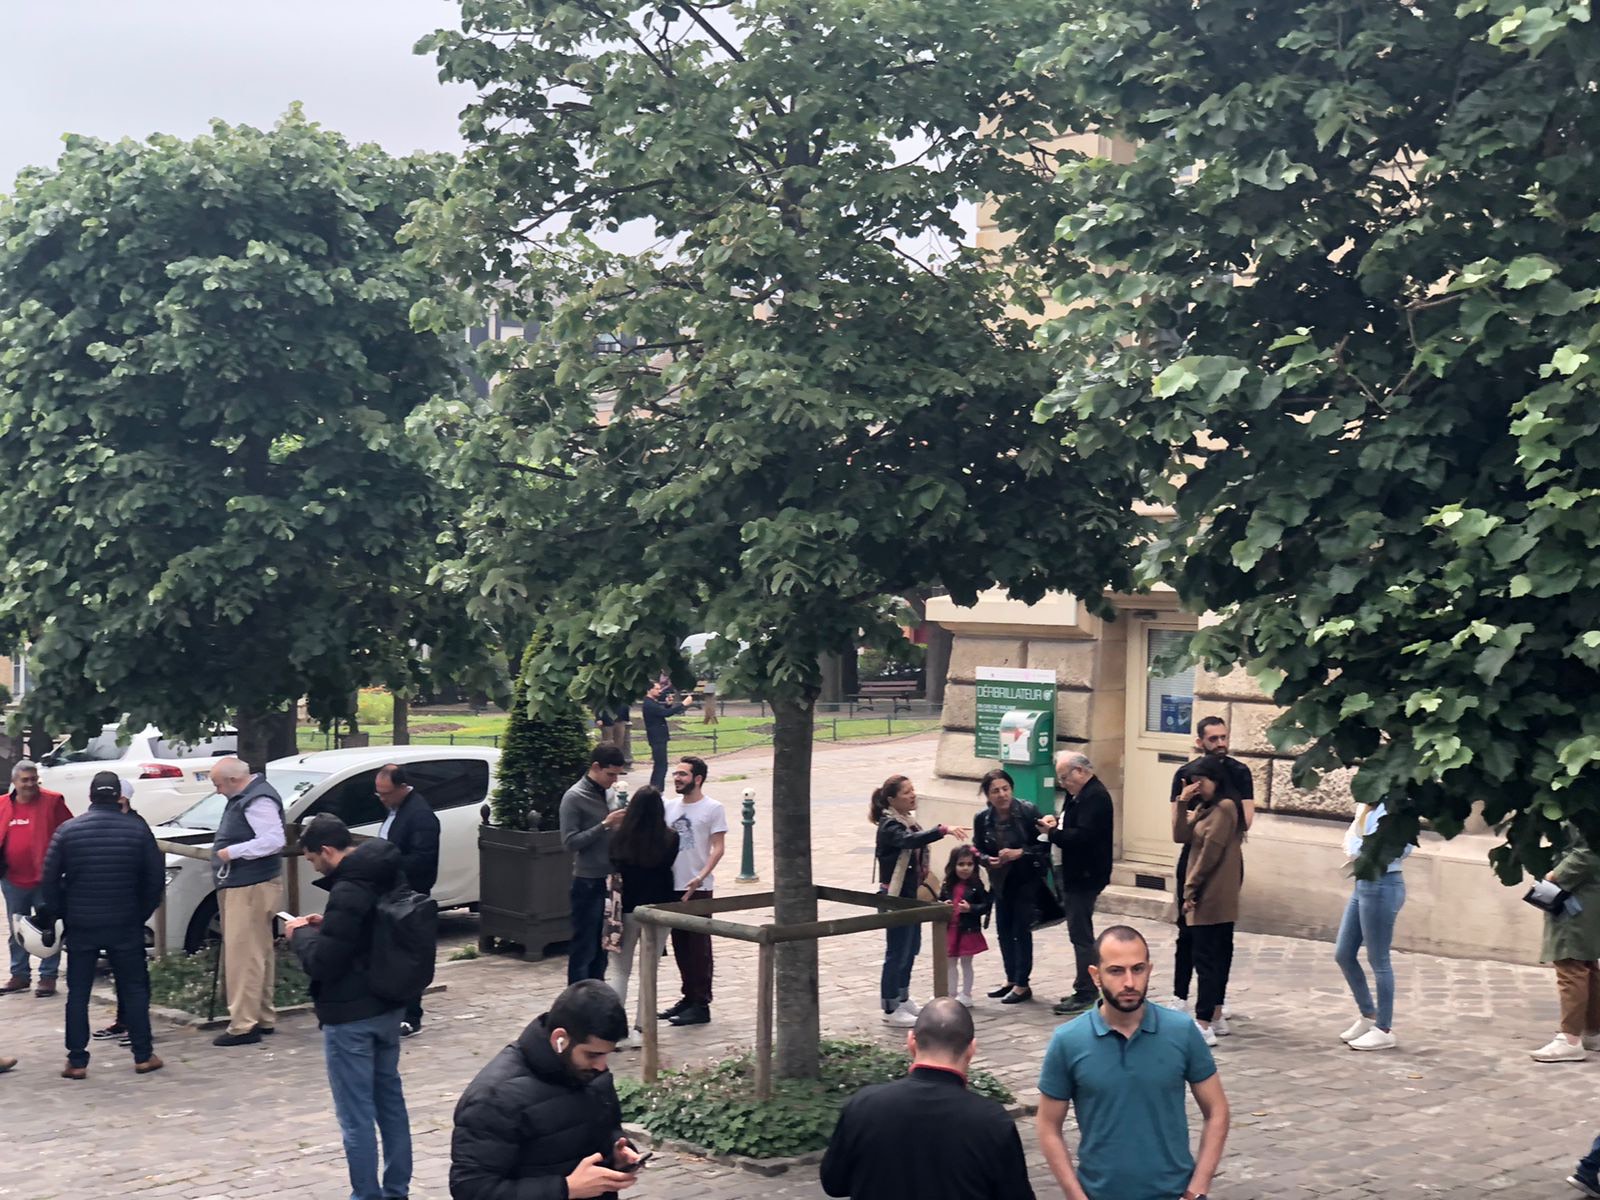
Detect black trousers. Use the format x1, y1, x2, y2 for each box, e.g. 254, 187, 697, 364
1190, 921, 1235, 1022
1173, 846, 1193, 999
66, 928, 153, 1067
1061, 885, 1103, 1000
648, 735, 670, 791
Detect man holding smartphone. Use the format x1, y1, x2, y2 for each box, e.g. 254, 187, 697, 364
451, 980, 644, 1198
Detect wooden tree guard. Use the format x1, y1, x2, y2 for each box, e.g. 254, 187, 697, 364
632, 886, 951, 1100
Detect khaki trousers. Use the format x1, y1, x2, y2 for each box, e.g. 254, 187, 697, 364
220, 877, 283, 1035
1555, 958, 1600, 1038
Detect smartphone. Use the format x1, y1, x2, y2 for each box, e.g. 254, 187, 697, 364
621, 1152, 655, 1173
273, 911, 296, 938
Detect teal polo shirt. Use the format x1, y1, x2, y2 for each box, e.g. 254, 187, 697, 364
1038, 1001, 1216, 1200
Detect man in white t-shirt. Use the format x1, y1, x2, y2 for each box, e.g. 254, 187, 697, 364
660, 755, 727, 1027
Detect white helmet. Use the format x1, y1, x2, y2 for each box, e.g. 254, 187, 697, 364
12, 912, 63, 960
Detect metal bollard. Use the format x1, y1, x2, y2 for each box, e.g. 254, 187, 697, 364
737, 786, 759, 882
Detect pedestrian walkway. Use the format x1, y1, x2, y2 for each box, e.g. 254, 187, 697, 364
2, 733, 1590, 1197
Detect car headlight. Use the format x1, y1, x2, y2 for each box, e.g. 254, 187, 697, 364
164, 866, 181, 888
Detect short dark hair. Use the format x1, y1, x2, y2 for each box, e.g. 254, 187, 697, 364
301, 813, 353, 854
912, 996, 975, 1058
978, 768, 1015, 798
1094, 924, 1149, 962
377, 763, 409, 788
591, 744, 626, 769
1196, 715, 1227, 739
678, 755, 708, 786
549, 979, 628, 1045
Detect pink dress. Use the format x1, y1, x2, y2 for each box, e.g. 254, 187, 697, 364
946, 880, 989, 958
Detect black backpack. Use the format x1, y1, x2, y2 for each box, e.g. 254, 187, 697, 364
366, 885, 438, 1004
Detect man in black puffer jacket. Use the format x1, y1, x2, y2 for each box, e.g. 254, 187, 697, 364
38, 770, 164, 1079
287, 815, 413, 1200
451, 980, 644, 1199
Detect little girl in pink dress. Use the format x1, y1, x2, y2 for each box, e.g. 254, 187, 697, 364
938, 845, 992, 1006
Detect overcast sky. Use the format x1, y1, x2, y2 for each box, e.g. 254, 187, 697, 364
1, 1, 471, 188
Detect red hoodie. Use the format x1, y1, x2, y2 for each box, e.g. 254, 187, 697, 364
0, 788, 72, 889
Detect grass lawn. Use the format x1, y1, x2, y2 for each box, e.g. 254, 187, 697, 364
296, 711, 939, 755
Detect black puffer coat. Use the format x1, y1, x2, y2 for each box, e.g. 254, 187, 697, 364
38, 799, 163, 933
293, 838, 403, 1026
450, 1015, 627, 1200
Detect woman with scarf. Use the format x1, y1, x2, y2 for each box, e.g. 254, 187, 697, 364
872, 775, 963, 1027
1172, 755, 1247, 1046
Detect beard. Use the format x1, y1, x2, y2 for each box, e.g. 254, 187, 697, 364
560, 1049, 605, 1085
1099, 981, 1147, 1013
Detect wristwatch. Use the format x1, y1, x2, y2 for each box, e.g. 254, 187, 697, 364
1181, 1191, 1208, 1200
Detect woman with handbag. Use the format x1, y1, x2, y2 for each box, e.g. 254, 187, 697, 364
1333, 801, 1413, 1051
1172, 757, 1246, 1046
603, 785, 679, 1050
972, 768, 1050, 1005
1529, 825, 1600, 1063
872, 775, 964, 1027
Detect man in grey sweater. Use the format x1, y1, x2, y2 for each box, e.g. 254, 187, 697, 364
560, 744, 629, 983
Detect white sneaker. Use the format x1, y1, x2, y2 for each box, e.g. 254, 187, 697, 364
614, 1035, 638, 1052
1211, 1012, 1230, 1037
1340, 1016, 1375, 1043
899, 997, 922, 1017
1194, 1018, 1218, 1047
1221, 1003, 1234, 1019
1348, 1027, 1397, 1052
956, 993, 974, 1008
1167, 995, 1191, 1013
1583, 1033, 1600, 1052
883, 1004, 918, 1028
1532, 1035, 1589, 1062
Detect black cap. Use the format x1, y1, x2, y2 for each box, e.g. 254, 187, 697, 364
89, 771, 121, 804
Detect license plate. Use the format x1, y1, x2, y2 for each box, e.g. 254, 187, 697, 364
193, 771, 209, 781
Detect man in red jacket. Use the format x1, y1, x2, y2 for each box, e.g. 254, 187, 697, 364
0, 761, 73, 996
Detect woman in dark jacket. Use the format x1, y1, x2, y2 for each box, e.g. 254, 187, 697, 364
872, 775, 963, 1027
972, 768, 1049, 1004
603, 785, 678, 1048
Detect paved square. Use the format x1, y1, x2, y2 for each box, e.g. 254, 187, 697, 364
3, 733, 1591, 1197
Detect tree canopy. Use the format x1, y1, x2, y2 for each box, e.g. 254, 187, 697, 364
1010, 0, 1600, 877
416, 0, 1142, 1074
0, 109, 474, 764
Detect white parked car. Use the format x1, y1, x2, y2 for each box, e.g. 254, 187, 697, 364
151, 744, 498, 954
37, 724, 238, 825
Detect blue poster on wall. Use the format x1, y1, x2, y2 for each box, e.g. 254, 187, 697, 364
1160, 694, 1193, 734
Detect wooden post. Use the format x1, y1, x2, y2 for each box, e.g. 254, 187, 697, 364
154, 894, 168, 958
930, 912, 949, 998
640, 922, 661, 1082
755, 941, 775, 1101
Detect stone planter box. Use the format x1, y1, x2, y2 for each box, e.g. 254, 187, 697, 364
477, 825, 574, 961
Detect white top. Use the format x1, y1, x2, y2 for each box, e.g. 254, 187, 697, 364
664, 794, 728, 891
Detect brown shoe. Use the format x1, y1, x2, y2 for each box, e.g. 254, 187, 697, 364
134, 1055, 164, 1075
0, 1056, 16, 1073
0, 976, 29, 995
34, 978, 57, 997
60, 1063, 86, 1080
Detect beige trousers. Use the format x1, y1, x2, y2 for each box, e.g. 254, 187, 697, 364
1555, 958, 1600, 1038
220, 877, 283, 1035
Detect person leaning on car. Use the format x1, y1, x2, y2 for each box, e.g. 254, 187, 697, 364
375, 763, 440, 1037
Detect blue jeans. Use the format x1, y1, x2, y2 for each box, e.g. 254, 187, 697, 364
880, 921, 922, 1010
323, 1009, 412, 1200
1576, 1131, 1600, 1184
64, 928, 152, 1067
568, 876, 609, 984
995, 883, 1034, 989
2, 880, 59, 980
1334, 872, 1406, 1030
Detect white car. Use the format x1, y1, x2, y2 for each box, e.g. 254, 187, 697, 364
37, 724, 238, 825
151, 744, 498, 954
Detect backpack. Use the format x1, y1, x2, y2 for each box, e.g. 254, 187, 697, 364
366, 885, 438, 1004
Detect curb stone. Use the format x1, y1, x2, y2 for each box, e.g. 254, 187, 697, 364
92, 981, 448, 1031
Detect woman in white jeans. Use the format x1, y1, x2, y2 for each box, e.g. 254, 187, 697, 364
603, 785, 679, 1049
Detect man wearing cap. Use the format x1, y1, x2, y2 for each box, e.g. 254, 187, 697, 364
38, 770, 165, 1078
207, 756, 287, 1048
0, 760, 73, 996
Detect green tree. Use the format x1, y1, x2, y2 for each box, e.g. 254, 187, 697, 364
415, 0, 1140, 1077
1013, 0, 1600, 878
491, 637, 595, 831
0, 109, 470, 767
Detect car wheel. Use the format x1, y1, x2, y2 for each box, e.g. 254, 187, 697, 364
184, 894, 221, 955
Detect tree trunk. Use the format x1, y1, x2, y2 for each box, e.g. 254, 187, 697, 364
237, 705, 298, 772
26, 725, 52, 761
771, 695, 820, 1079
924, 623, 952, 707
841, 647, 859, 700
393, 693, 410, 745
818, 654, 844, 706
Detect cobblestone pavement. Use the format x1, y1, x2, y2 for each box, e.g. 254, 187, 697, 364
4, 732, 1594, 1198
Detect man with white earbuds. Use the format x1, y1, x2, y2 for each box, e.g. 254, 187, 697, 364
450, 980, 644, 1198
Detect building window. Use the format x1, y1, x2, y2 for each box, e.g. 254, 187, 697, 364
1144, 629, 1194, 735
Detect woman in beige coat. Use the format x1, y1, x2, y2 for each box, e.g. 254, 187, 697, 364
1172, 756, 1246, 1047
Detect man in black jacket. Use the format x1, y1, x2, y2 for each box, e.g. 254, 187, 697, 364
451, 980, 643, 1199
821, 997, 1034, 1200
287, 815, 412, 1200
1044, 752, 1116, 1016
38, 770, 165, 1079
639, 681, 688, 791
375, 763, 440, 1037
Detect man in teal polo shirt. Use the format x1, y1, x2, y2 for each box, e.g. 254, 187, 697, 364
1036, 925, 1229, 1200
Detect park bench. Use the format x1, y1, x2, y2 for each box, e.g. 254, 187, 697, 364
852, 679, 920, 713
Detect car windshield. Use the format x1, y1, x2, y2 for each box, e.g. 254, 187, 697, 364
166, 769, 329, 832
45, 732, 125, 765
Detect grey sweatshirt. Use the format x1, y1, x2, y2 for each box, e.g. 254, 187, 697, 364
559, 775, 613, 878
